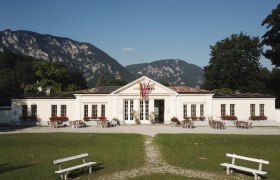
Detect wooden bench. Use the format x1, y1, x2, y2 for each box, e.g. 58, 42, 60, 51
221, 153, 269, 180
54, 153, 96, 180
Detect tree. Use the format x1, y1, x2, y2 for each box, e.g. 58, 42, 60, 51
203, 33, 268, 93
25, 61, 87, 93
106, 79, 127, 86
262, 4, 280, 67
267, 68, 280, 107
95, 73, 106, 87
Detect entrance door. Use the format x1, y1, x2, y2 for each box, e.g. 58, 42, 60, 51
154, 100, 164, 123
124, 100, 134, 122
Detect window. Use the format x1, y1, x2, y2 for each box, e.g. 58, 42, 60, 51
200, 104, 204, 117
221, 104, 226, 116
101, 104, 105, 116
230, 104, 235, 116
124, 101, 128, 120
51, 105, 57, 117
84, 105, 88, 117
124, 100, 134, 120
22, 105, 28, 117
183, 104, 187, 118
140, 100, 149, 120
61, 105, 67, 117
140, 101, 144, 120
145, 100, 149, 120
260, 104, 264, 116
92, 105, 97, 118
250, 104, 255, 116
31, 105, 37, 117
130, 100, 134, 120
191, 104, 196, 117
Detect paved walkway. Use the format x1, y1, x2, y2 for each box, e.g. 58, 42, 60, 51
1, 125, 280, 136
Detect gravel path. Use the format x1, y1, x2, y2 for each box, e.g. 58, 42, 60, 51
97, 136, 246, 180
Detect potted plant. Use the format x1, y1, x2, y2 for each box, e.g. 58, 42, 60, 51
133, 110, 141, 124
171, 116, 180, 126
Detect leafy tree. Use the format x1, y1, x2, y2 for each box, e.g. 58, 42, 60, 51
25, 61, 86, 93
106, 79, 127, 86
159, 81, 170, 86
95, 73, 106, 87
262, 4, 280, 67
0, 69, 20, 105
203, 33, 268, 93
267, 68, 280, 107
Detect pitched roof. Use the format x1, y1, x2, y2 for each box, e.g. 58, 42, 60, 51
77, 86, 121, 94
213, 93, 275, 98
168, 86, 213, 94
21, 92, 76, 99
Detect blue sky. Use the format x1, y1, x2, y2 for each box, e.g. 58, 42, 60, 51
0, 0, 278, 69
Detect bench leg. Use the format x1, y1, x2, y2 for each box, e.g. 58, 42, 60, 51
64, 172, 69, 180
253, 173, 257, 180
89, 166, 92, 174
226, 167, 230, 175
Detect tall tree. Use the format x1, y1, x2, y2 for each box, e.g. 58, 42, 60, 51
203, 33, 268, 93
262, 4, 280, 67
95, 73, 106, 87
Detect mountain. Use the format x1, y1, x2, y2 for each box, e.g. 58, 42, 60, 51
0, 29, 135, 87
126, 59, 204, 87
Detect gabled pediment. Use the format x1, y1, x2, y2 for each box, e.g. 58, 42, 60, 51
111, 76, 178, 96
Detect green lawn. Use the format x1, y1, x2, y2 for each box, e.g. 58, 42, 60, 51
154, 134, 280, 179
0, 133, 145, 180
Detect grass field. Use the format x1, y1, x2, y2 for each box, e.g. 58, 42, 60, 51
154, 134, 280, 179
1, 133, 280, 180
0, 133, 145, 179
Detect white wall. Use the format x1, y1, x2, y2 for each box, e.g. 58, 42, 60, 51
275, 109, 280, 122
12, 99, 76, 125
212, 98, 276, 120
176, 94, 214, 120
0, 107, 11, 124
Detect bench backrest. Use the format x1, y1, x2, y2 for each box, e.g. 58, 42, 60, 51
54, 153, 89, 164
226, 153, 269, 164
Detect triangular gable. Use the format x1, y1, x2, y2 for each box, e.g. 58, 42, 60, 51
111, 76, 178, 96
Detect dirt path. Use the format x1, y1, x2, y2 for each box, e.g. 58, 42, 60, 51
97, 136, 245, 180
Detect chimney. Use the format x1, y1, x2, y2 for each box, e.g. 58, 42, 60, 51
46, 87, 52, 95
234, 90, 240, 94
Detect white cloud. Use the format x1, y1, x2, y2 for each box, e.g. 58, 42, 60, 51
122, 48, 136, 52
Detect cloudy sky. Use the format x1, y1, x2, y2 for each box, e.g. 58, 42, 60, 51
0, 0, 278, 69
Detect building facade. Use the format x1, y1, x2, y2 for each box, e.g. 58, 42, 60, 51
11, 76, 279, 125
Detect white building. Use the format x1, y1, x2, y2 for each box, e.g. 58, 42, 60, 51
11, 76, 279, 125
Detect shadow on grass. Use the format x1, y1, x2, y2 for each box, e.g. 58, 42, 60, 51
221, 167, 268, 179
68, 163, 104, 179
0, 163, 35, 173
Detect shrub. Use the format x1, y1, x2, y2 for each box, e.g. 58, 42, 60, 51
221, 115, 237, 120
98, 116, 107, 121
20, 115, 38, 121
49, 116, 68, 121
249, 115, 267, 121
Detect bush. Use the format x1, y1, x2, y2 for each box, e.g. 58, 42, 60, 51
49, 116, 68, 121
171, 117, 180, 125
19, 115, 38, 121
221, 115, 237, 120
98, 116, 107, 121
249, 115, 267, 121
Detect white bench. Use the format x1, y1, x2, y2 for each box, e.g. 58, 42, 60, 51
221, 153, 269, 180
54, 153, 96, 180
